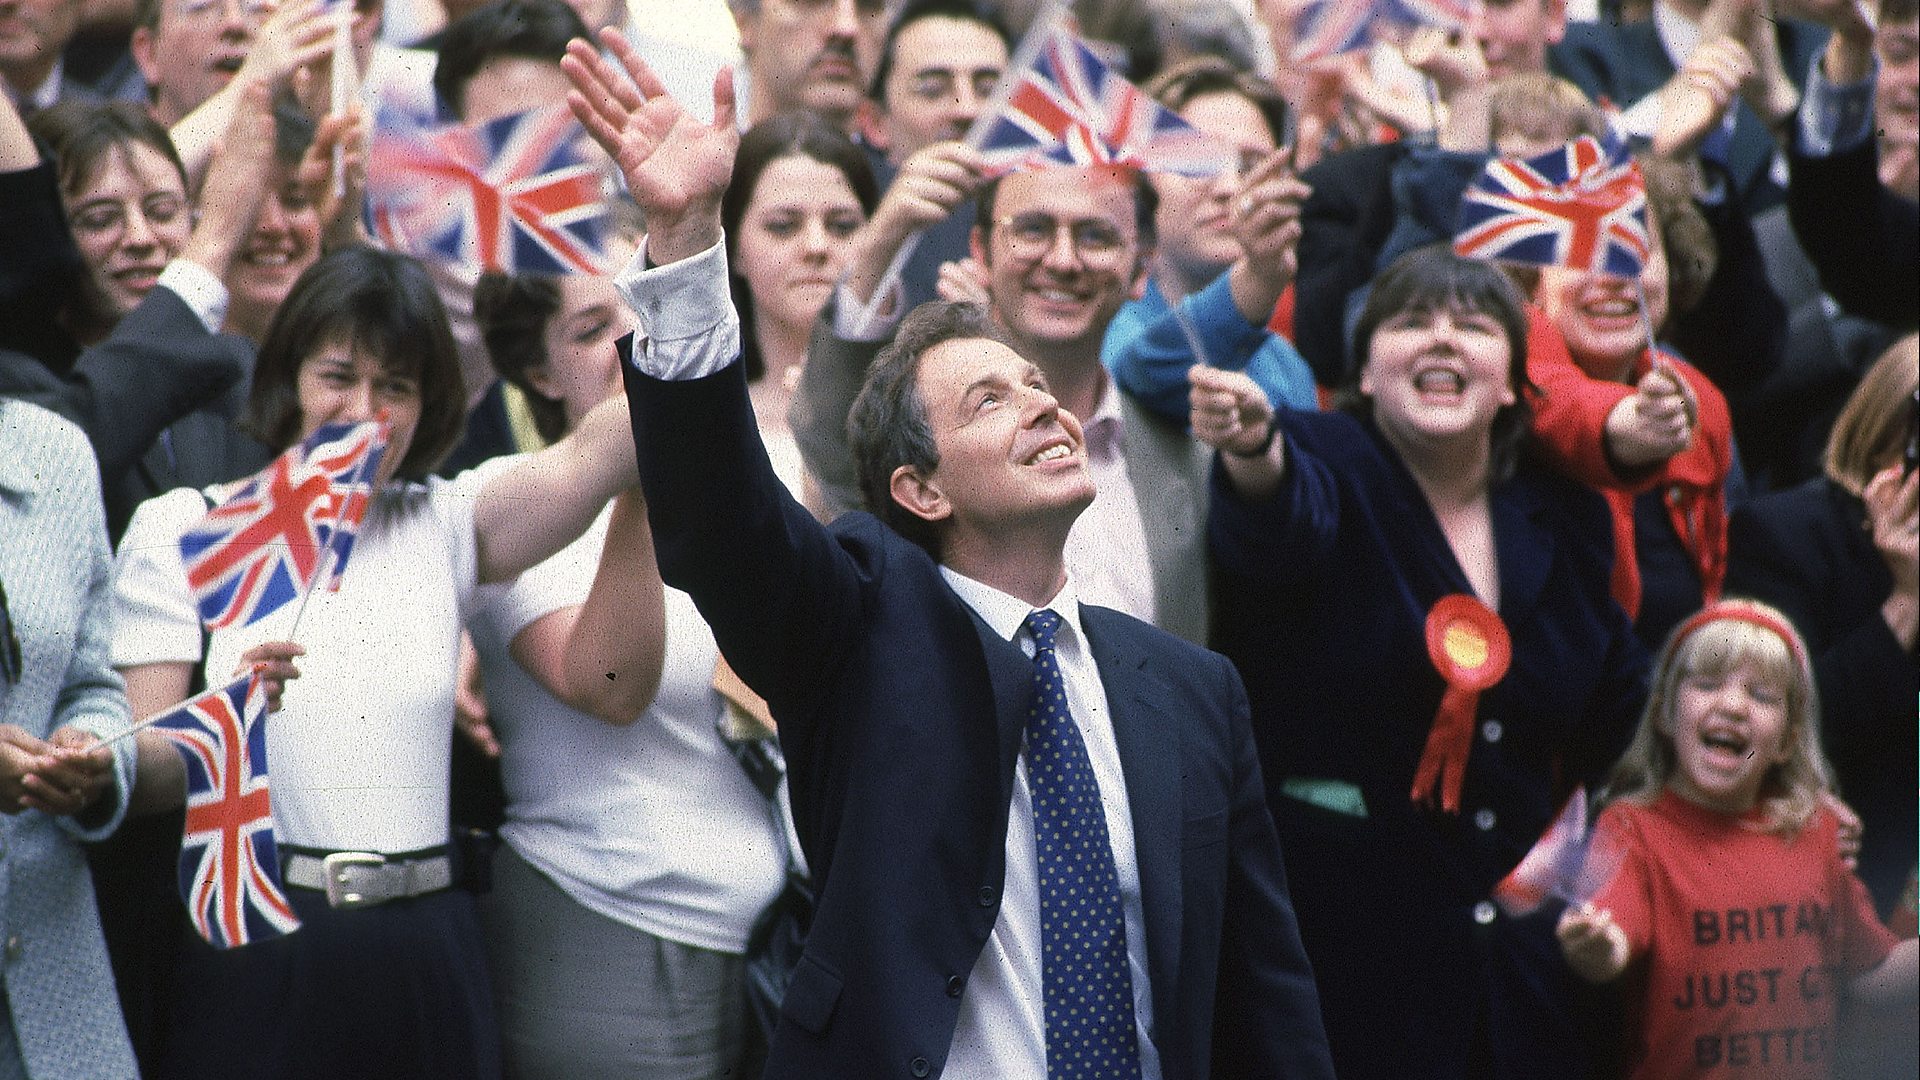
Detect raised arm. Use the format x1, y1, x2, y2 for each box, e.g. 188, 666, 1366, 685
564, 28, 865, 723
505, 488, 667, 726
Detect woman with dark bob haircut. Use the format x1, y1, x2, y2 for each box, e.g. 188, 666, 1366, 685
1189, 245, 1651, 1080
719, 110, 878, 500
106, 243, 646, 1080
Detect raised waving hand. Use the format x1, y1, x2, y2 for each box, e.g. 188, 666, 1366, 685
563, 28, 738, 266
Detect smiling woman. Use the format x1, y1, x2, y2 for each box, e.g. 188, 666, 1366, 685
1189, 245, 1652, 1080
720, 111, 877, 494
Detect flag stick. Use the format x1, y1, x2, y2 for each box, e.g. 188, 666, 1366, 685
844, 0, 1072, 339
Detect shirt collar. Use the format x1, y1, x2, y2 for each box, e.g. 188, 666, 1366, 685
1083, 372, 1126, 462
26, 56, 64, 112
939, 565, 1087, 648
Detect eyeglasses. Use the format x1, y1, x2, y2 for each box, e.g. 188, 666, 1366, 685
992, 212, 1130, 267
0, 577, 20, 690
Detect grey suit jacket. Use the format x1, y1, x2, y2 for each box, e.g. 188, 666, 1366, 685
0, 400, 138, 1080
790, 302, 1213, 646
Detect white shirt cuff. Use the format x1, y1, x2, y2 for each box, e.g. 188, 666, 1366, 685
158, 258, 229, 333
612, 237, 741, 381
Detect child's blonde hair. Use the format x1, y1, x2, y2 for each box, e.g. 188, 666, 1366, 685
1603, 599, 1836, 835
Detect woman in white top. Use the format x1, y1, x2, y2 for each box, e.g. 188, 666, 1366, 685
109, 245, 641, 1080
469, 250, 787, 1080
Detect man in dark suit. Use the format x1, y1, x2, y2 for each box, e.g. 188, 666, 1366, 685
565, 30, 1333, 1080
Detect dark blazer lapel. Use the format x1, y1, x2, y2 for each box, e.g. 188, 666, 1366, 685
961, 604, 1044, 812
1082, 606, 1183, 1032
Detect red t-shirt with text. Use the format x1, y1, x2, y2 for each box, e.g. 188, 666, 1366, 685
1592, 790, 1898, 1079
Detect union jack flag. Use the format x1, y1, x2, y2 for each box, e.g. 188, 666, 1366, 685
1291, 0, 1482, 61
367, 103, 612, 276
181, 418, 389, 632
1493, 788, 1625, 917
976, 19, 1232, 177
1453, 135, 1651, 279
150, 672, 301, 949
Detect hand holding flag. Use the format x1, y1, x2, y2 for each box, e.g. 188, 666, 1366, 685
181, 416, 389, 633
1494, 788, 1626, 917
148, 672, 302, 949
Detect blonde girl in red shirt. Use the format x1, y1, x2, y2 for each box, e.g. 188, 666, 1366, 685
1557, 600, 1916, 1079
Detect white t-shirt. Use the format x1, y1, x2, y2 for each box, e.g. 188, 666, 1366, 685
467, 505, 787, 953
111, 473, 488, 854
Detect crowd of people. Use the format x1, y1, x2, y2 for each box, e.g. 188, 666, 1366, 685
0, 0, 1915, 1077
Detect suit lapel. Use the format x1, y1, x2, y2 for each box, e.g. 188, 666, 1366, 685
1083, 606, 1183, 1033
961, 604, 1045, 813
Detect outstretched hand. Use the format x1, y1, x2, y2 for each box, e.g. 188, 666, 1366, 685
1189, 365, 1276, 457
563, 28, 737, 266
1605, 361, 1697, 469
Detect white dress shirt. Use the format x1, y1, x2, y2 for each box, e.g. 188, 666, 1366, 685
936, 571, 1162, 1080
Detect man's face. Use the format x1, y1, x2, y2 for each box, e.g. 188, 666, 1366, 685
737, 0, 885, 124
460, 56, 574, 123
1152, 90, 1277, 285
132, 0, 272, 125
0, 0, 80, 93
1472, 0, 1566, 80
973, 166, 1149, 361
907, 336, 1095, 539
875, 15, 1007, 162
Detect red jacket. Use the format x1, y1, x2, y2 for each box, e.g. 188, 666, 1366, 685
1522, 306, 1732, 619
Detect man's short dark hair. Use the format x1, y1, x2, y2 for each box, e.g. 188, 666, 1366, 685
974, 166, 1159, 253
433, 0, 588, 120
868, 0, 1011, 103
848, 300, 1010, 555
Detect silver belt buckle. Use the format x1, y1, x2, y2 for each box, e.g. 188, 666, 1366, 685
321, 851, 388, 910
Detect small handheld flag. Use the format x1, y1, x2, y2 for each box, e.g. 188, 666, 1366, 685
975, 19, 1233, 177
181, 417, 389, 632
1453, 135, 1651, 279
1494, 787, 1625, 917
149, 672, 302, 949
1291, 0, 1482, 61
368, 103, 613, 275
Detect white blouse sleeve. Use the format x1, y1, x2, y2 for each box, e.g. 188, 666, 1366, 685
109, 488, 211, 668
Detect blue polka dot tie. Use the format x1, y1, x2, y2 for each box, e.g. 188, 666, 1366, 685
1023, 609, 1143, 1080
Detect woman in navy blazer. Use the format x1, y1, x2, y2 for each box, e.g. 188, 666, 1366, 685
1190, 246, 1651, 1080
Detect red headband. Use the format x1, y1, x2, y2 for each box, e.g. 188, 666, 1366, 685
1670, 602, 1807, 673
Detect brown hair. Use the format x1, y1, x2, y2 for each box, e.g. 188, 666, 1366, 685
1824, 333, 1919, 495
246, 246, 467, 480
1487, 73, 1607, 149
28, 100, 187, 200
1141, 56, 1288, 146
848, 300, 1012, 554
474, 273, 570, 444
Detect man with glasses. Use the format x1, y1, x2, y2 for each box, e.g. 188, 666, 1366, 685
794, 143, 1218, 647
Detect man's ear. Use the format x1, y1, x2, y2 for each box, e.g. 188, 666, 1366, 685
856, 101, 890, 157
130, 25, 161, 88
969, 225, 989, 267
1128, 245, 1153, 301
888, 463, 951, 525
1546, 0, 1569, 45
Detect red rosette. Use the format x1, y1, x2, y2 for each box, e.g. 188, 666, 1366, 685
1411, 594, 1512, 813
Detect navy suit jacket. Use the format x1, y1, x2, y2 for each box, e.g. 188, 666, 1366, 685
623, 354, 1333, 1080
